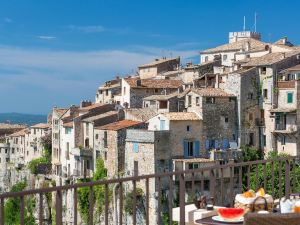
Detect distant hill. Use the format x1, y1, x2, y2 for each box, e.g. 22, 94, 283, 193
0, 113, 47, 126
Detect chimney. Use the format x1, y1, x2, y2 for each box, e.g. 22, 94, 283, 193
244, 41, 250, 51
80, 100, 92, 108
281, 53, 286, 59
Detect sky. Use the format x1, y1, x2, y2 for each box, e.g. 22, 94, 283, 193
1, 0, 300, 114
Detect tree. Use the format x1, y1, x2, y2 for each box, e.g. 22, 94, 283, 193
249, 151, 300, 199
4, 181, 36, 225
241, 145, 263, 162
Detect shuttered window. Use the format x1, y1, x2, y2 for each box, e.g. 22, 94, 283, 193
287, 92, 293, 103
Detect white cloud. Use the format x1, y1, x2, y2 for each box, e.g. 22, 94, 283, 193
37, 36, 57, 40
67, 25, 106, 33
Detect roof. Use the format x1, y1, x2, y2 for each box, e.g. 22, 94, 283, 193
82, 111, 118, 122
53, 108, 68, 118
242, 51, 300, 67
143, 93, 179, 101
9, 129, 29, 137
79, 103, 104, 111
285, 64, 300, 72
0, 123, 26, 129
124, 78, 183, 89
189, 88, 235, 97
125, 108, 158, 122
269, 108, 297, 113
162, 112, 201, 121
63, 122, 73, 128
99, 83, 120, 90
31, 123, 50, 129
138, 57, 179, 68
201, 38, 268, 54
95, 120, 143, 131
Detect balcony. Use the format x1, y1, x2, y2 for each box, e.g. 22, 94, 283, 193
277, 81, 295, 89
1, 157, 300, 225
273, 124, 297, 134
70, 147, 93, 157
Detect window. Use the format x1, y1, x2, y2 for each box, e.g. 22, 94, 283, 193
281, 136, 286, 145
160, 120, 166, 130
187, 125, 191, 132
154, 89, 159, 93
123, 87, 126, 94
33, 129, 36, 135
261, 67, 267, 74
263, 89, 268, 99
187, 142, 194, 157
249, 133, 254, 146
95, 134, 99, 140
196, 97, 200, 106
65, 127, 72, 134
287, 92, 293, 103
150, 100, 155, 106
105, 90, 109, 96
204, 56, 209, 62
188, 95, 192, 106
104, 131, 108, 148
133, 142, 139, 153
223, 54, 228, 61
206, 97, 215, 104
248, 93, 253, 100
249, 113, 253, 121
159, 101, 168, 109
225, 117, 229, 123
263, 135, 266, 147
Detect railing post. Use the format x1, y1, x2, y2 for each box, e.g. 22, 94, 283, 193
0, 198, 3, 225
179, 173, 185, 225
285, 159, 290, 199
56, 190, 62, 225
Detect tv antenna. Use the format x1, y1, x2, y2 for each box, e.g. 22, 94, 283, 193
243, 16, 246, 31
254, 12, 257, 32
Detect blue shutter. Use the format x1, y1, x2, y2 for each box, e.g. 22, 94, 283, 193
214, 140, 219, 149
183, 141, 188, 158
193, 141, 200, 157
222, 138, 229, 150
205, 140, 210, 150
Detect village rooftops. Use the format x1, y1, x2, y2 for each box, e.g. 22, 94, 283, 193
200, 38, 268, 54
143, 93, 179, 101
124, 78, 183, 89
0, 123, 26, 129
172, 158, 213, 163
9, 128, 29, 137
285, 64, 300, 72
30, 123, 50, 129
62, 121, 73, 128
189, 88, 235, 97
53, 108, 68, 118
124, 108, 158, 122
79, 103, 104, 112
138, 57, 180, 68
95, 120, 143, 131
242, 51, 300, 67
81, 111, 118, 122
162, 112, 201, 121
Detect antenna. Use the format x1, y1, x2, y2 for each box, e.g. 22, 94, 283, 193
243, 16, 246, 31
254, 12, 257, 32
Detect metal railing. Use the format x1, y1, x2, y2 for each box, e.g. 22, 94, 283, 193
0, 157, 299, 225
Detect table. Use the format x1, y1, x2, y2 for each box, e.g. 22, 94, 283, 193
195, 216, 243, 225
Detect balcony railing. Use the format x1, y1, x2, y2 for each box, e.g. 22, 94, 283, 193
0, 157, 300, 225
277, 81, 295, 89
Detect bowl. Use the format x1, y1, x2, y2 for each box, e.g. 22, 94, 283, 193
218, 208, 245, 221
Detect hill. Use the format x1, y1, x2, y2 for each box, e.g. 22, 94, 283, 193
0, 113, 47, 126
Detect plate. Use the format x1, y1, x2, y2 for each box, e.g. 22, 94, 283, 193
212, 215, 244, 223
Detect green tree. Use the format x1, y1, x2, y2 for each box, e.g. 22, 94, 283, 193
241, 145, 263, 162
4, 181, 36, 225
249, 151, 300, 198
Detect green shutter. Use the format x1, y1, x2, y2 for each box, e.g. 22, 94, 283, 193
288, 92, 293, 103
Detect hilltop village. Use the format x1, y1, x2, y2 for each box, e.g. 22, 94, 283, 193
2, 30, 300, 224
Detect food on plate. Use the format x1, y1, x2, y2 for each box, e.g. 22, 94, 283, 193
242, 189, 255, 198
218, 208, 245, 221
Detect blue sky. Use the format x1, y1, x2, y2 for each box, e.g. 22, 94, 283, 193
1, 0, 300, 114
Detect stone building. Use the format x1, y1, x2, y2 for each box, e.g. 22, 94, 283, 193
95, 77, 121, 104
0, 123, 27, 141
120, 77, 183, 108
0, 142, 10, 192
269, 64, 300, 156
25, 123, 51, 164
124, 108, 158, 122
94, 120, 145, 178
138, 57, 180, 79
142, 92, 185, 113
185, 88, 238, 151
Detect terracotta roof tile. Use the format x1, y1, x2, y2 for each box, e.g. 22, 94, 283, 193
189, 88, 234, 97
143, 93, 179, 101
138, 57, 180, 68
31, 123, 50, 129
124, 78, 183, 89
286, 64, 300, 72
162, 112, 201, 121
9, 128, 29, 137
201, 38, 268, 54
124, 108, 158, 122
95, 120, 143, 131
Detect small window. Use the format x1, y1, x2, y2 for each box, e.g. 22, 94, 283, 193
261, 67, 267, 74
154, 89, 159, 93
95, 134, 99, 140
133, 142, 139, 153
263, 89, 268, 99
187, 142, 194, 157
263, 135, 266, 147
204, 56, 209, 62
248, 93, 253, 99
188, 95, 192, 106
249, 113, 253, 121
281, 136, 286, 145
225, 117, 229, 123
123, 87, 126, 94
106, 90, 109, 96
206, 97, 215, 104
287, 92, 293, 103
223, 54, 228, 61
104, 131, 108, 148
187, 125, 191, 132
196, 97, 200, 106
